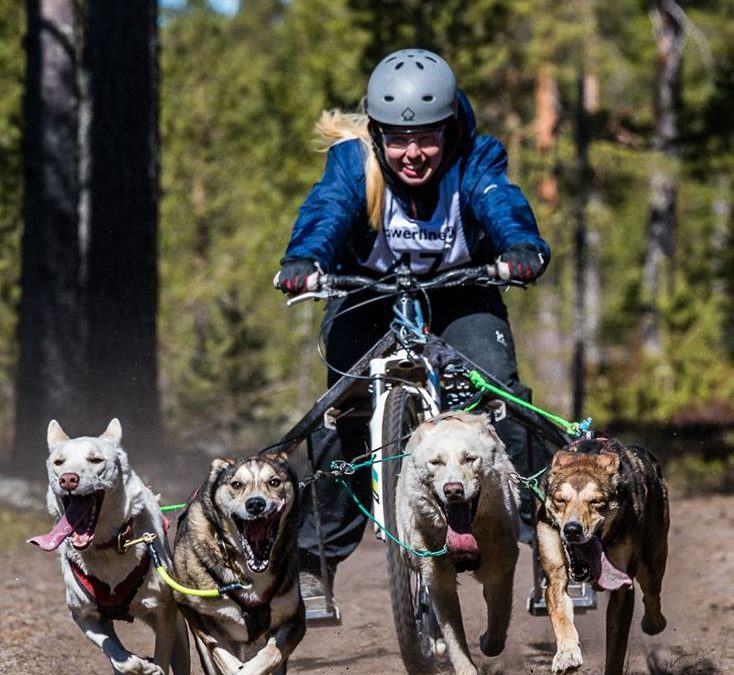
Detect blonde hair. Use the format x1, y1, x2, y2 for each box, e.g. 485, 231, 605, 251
314, 108, 385, 230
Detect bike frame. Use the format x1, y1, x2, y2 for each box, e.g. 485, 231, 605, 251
367, 348, 440, 540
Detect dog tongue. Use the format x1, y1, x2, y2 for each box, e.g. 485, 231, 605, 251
445, 502, 478, 556
28, 495, 95, 551
573, 537, 633, 591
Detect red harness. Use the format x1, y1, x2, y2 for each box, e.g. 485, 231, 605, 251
69, 552, 151, 622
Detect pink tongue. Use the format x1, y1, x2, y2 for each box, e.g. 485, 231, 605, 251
28, 496, 95, 552
445, 501, 479, 556
575, 537, 633, 591
446, 525, 479, 555
28, 512, 74, 551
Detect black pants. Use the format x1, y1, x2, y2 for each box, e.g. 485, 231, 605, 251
298, 287, 532, 566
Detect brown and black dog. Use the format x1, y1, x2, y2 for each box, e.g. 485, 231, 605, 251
536, 437, 669, 675
173, 453, 305, 675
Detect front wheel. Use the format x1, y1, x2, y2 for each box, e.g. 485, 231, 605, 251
382, 386, 443, 673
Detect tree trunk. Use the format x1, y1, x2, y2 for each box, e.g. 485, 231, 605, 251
534, 68, 559, 204
13, 0, 82, 467
572, 70, 593, 420
82, 0, 161, 450
642, 0, 684, 355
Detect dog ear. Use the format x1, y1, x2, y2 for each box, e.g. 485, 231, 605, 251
477, 412, 499, 435
552, 450, 577, 468
473, 413, 504, 450
268, 451, 291, 469
47, 419, 70, 448
405, 423, 426, 452
209, 458, 235, 478
100, 418, 122, 445
597, 451, 620, 473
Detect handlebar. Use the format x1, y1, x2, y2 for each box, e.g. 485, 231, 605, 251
278, 264, 525, 306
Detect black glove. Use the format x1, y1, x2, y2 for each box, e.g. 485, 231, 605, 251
276, 257, 318, 295
497, 244, 548, 282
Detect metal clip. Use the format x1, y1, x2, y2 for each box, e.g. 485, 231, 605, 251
330, 460, 355, 476
122, 532, 158, 551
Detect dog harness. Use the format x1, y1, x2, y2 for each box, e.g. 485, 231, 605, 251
215, 533, 284, 640
69, 551, 151, 621
215, 533, 290, 640
67, 515, 169, 621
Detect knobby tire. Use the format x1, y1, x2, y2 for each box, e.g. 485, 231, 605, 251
382, 386, 438, 674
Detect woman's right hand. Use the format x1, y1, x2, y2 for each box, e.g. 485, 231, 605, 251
274, 258, 320, 295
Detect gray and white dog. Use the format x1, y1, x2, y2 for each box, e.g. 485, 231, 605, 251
396, 412, 520, 675
29, 418, 190, 675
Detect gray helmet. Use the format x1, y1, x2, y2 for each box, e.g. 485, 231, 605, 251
367, 49, 457, 127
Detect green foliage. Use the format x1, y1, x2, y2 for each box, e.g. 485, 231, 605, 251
1, 0, 733, 455
155, 0, 734, 448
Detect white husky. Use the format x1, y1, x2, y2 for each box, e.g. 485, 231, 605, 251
29, 419, 190, 675
396, 412, 520, 675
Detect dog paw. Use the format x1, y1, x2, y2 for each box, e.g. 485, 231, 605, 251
641, 612, 667, 635
112, 655, 165, 675
479, 631, 506, 657
551, 646, 583, 673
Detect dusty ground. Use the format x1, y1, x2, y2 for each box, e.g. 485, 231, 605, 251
1, 467, 732, 675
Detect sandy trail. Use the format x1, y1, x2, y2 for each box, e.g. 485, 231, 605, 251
1, 490, 731, 675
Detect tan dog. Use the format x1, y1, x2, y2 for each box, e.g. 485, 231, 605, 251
396, 412, 519, 675
536, 438, 669, 675
173, 453, 305, 675
29, 419, 190, 675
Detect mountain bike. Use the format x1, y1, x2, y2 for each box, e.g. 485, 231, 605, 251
276, 264, 585, 673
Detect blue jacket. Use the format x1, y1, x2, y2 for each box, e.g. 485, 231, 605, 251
284, 92, 549, 274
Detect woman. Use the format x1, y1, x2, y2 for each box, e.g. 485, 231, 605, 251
278, 48, 549, 607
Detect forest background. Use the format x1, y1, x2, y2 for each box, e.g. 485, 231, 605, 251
0, 0, 732, 490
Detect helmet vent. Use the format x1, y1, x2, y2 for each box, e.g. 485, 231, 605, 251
367, 49, 456, 126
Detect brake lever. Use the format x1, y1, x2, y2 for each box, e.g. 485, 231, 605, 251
473, 277, 528, 290
285, 290, 331, 307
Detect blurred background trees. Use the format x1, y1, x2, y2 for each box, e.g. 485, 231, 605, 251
11, 0, 160, 467
0, 0, 732, 474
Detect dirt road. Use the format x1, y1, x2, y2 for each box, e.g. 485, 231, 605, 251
1, 482, 731, 674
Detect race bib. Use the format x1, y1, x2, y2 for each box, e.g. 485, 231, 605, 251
363, 164, 471, 274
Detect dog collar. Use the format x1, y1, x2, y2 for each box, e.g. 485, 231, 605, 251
95, 518, 135, 554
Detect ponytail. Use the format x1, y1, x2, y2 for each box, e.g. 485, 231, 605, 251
314, 108, 384, 230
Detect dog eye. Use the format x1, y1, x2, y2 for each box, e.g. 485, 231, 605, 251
88, 457, 104, 464
553, 495, 568, 504
230, 480, 243, 490
427, 458, 444, 467
53, 458, 64, 466
464, 455, 478, 463
268, 478, 282, 488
